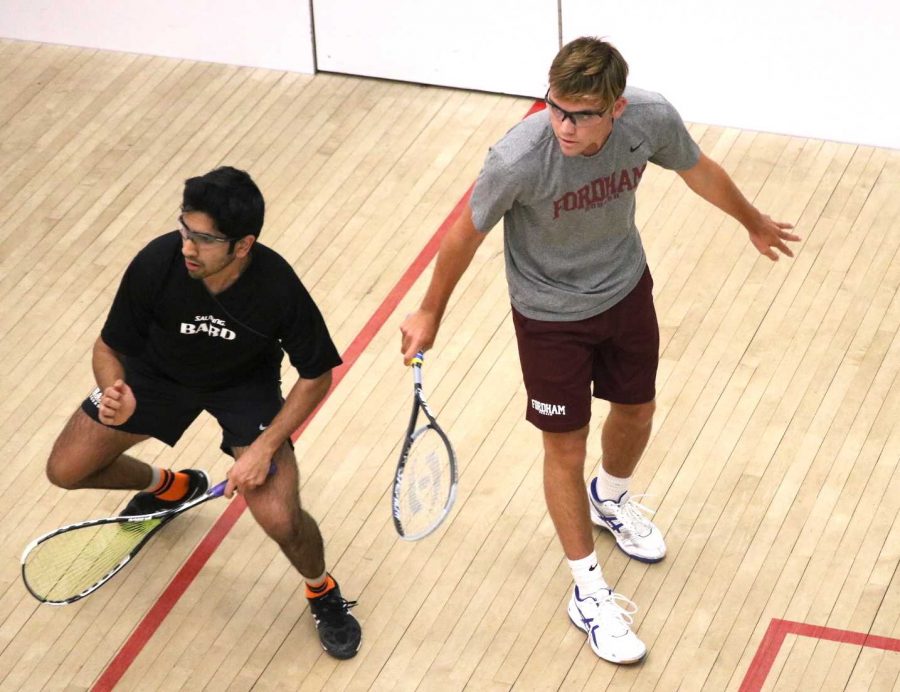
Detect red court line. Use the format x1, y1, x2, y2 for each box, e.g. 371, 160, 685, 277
740, 618, 900, 691
92, 98, 547, 692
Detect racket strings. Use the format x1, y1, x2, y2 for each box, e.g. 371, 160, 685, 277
23, 519, 161, 602
398, 427, 453, 536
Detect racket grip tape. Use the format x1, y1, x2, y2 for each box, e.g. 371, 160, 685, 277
207, 461, 278, 498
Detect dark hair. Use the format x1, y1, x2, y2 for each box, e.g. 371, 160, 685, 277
182, 166, 265, 239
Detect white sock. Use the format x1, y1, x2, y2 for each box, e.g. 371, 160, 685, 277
568, 553, 609, 596
305, 570, 328, 587
595, 466, 631, 503
143, 467, 162, 492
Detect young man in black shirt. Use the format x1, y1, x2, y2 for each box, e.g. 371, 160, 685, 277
45, 167, 361, 660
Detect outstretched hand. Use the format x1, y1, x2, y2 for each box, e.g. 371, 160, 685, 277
746, 214, 801, 261
98, 379, 136, 426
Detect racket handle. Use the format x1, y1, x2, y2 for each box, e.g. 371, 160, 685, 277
411, 351, 424, 385
207, 461, 278, 498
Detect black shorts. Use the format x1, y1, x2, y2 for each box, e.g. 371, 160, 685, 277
512, 265, 659, 433
81, 360, 284, 456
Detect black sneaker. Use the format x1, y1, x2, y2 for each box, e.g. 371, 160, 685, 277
119, 469, 210, 517
308, 578, 361, 659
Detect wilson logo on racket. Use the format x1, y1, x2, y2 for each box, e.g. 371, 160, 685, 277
392, 352, 458, 541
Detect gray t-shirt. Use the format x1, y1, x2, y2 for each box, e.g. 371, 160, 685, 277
470, 86, 700, 321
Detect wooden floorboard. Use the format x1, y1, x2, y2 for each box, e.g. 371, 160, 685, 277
1, 39, 899, 691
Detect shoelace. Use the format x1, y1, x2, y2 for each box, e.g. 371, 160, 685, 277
604, 494, 656, 534
595, 591, 639, 634
311, 592, 358, 621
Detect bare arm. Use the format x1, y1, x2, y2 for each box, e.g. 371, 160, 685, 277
678, 152, 800, 260
399, 203, 488, 362
224, 370, 332, 497
91, 336, 135, 425
92, 336, 126, 390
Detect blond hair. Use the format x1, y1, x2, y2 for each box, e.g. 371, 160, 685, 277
549, 37, 628, 108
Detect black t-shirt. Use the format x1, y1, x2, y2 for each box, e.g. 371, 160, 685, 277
101, 232, 342, 388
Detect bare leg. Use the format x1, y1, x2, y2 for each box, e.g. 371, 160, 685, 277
237, 442, 326, 579
46, 408, 151, 490
543, 424, 593, 560
600, 400, 655, 479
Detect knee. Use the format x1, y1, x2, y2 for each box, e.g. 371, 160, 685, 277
611, 400, 656, 429
257, 510, 303, 546
45, 410, 95, 489
263, 509, 323, 558
46, 447, 82, 490
45, 427, 99, 490
543, 426, 590, 467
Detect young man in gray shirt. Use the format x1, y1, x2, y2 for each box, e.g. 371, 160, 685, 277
400, 37, 798, 664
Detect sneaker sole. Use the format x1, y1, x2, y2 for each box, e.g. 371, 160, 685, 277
319, 633, 362, 660
589, 508, 666, 564
309, 589, 362, 660
567, 607, 646, 665
184, 469, 211, 501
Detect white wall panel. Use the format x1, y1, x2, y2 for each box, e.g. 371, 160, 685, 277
0, 0, 315, 73
313, 0, 559, 97
562, 0, 899, 148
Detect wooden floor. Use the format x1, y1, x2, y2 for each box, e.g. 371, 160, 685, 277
1, 39, 899, 691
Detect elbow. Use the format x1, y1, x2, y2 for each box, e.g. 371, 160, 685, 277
309, 370, 333, 402
93, 336, 123, 360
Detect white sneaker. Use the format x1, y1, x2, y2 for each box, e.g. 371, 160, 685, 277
567, 586, 646, 664
588, 479, 666, 563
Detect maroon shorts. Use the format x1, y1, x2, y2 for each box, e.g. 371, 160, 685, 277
512, 266, 659, 432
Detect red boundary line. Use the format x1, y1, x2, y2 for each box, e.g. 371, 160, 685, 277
92, 98, 547, 692
740, 618, 900, 692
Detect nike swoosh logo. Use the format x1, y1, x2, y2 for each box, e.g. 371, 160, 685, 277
589, 564, 598, 571
258, 424, 268, 431
630, 142, 643, 152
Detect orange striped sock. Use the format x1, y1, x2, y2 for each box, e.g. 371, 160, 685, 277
149, 470, 191, 501
305, 574, 336, 599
